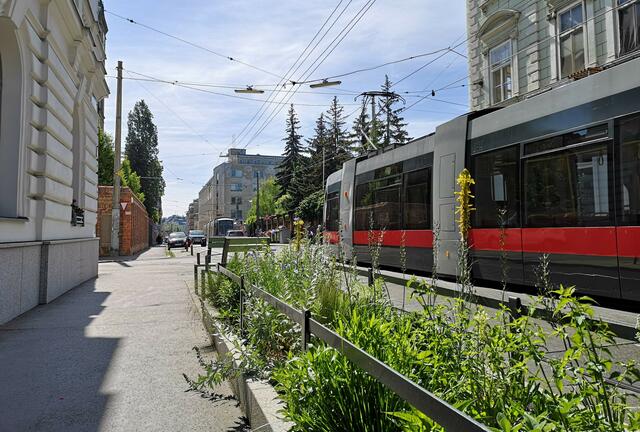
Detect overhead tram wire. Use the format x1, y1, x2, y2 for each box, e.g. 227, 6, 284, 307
401, 0, 618, 114
235, 0, 353, 147
242, 0, 377, 150
107, 71, 358, 107
239, 0, 374, 149
104, 9, 287, 81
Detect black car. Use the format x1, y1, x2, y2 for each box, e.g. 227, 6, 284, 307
167, 232, 186, 249
188, 230, 207, 246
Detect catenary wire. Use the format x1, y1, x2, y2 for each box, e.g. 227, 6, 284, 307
104, 9, 288, 81
235, 0, 354, 146
242, 0, 377, 150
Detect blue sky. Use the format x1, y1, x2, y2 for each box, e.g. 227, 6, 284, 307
102, 1, 469, 217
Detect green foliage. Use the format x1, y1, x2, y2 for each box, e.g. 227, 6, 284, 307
97, 129, 114, 185
192, 241, 640, 432
119, 159, 145, 203
275, 193, 294, 215
125, 100, 165, 217
246, 177, 281, 224
296, 189, 324, 224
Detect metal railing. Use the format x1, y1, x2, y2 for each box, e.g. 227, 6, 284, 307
209, 263, 491, 432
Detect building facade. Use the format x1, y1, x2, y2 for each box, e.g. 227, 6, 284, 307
186, 199, 199, 230
467, 0, 640, 110
0, 0, 108, 324
197, 148, 284, 229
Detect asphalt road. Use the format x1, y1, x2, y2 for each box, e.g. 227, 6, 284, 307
0, 245, 248, 432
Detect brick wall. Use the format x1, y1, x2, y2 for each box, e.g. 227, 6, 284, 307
97, 186, 150, 256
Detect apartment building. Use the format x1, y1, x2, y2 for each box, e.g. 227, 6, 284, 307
186, 199, 199, 230
0, 0, 108, 324
197, 148, 284, 230
467, 0, 640, 110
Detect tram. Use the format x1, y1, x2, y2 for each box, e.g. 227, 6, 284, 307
324, 58, 640, 300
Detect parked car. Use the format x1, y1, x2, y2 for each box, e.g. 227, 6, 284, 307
188, 229, 206, 246
226, 230, 244, 237
167, 232, 186, 249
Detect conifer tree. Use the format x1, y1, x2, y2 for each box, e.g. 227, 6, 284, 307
125, 100, 165, 220
325, 97, 353, 178
350, 99, 371, 156
276, 104, 305, 197
378, 75, 411, 147
306, 113, 330, 188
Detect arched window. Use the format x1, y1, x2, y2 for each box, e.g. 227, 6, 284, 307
0, 20, 23, 218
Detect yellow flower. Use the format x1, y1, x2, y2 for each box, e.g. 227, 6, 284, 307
455, 168, 475, 242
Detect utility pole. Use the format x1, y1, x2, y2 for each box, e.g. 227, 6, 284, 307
322, 145, 325, 190
256, 173, 260, 222
110, 61, 123, 256
370, 95, 377, 148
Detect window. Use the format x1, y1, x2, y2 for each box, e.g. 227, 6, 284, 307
325, 191, 340, 232
355, 172, 402, 231
489, 40, 513, 104
231, 196, 242, 205
403, 168, 432, 230
230, 183, 243, 192
230, 168, 243, 178
618, 114, 640, 225
558, 3, 586, 77
618, 0, 640, 55
524, 142, 611, 227
472, 146, 520, 228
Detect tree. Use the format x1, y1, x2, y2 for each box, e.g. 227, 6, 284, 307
296, 190, 324, 224
276, 104, 305, 197
306, 113, 330, 188
119, 159, 144, 203
379, 75, 411, 147
97, 129, 114, 185
125, 100, 165, 218
325, 97, 353, 180
246, 177, 280, 225
350, 99, 371, 156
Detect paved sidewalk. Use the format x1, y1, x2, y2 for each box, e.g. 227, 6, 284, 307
0, 245, 248, 432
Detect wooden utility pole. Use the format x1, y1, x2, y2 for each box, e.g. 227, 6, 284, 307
110, 61, 123, 256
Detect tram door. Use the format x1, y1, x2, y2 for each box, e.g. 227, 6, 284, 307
470, 145, 524, 285
617, 114, 640, 301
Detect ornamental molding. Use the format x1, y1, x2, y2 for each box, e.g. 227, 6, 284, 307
0, 0, 14, 17
478, 9, 521, 47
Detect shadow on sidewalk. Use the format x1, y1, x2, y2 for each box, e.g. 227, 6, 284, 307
0, 278, 118, 432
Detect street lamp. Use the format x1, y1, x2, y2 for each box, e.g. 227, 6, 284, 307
309, 79, 342, 88
235, 86, 265, 94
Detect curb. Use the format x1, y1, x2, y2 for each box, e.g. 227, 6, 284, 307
198, 297, 293, 432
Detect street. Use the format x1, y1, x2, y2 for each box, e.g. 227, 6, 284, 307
0, 246, 247, 432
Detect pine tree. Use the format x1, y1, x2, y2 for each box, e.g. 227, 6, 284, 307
125, 100, 165, 219
97, 129, 114, 185
350, 99, 370, 156
325, 97, 353, 179
306, 113, 330, 188
378, 75, 411, 147
276, 104, 305, 198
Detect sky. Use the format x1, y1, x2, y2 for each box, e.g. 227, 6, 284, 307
102, 0, 469, 217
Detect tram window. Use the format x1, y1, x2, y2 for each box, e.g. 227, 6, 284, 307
524, 143, 610, 227
472, 146, 520, 228
619, 114, 640, 225
403, 168, 432, 230
325, 191, 340, 232
355, 175, 401, 231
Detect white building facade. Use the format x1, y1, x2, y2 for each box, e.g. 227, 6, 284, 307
467, 0, 640, 110
0, 0, 108, 324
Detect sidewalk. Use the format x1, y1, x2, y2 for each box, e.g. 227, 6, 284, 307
0, 245, 247, 432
